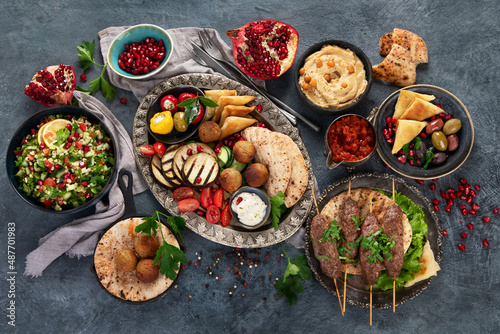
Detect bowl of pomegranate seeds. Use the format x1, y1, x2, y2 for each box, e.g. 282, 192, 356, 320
107, 24, 173, 80
374, 84, 474, 179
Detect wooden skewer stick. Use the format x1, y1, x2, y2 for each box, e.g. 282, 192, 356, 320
370, 285, 373, 326
392, 177, 396, 313
312, 186, 344, 316
342, 177, 352, 314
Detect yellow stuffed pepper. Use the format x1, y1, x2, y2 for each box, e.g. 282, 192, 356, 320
150, 111, 174, 135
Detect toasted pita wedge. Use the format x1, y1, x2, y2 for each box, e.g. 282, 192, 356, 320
213, 96, 255, 122
399, 97, 443, 121
219, 116, 257, 140
380, 29, 428, 65
392, 120, 428, 154
373, 44, 416, 87
219, 105, 256, 127
405, 240, 440, 287
379, 32, 394, 56
394, 90, 436, 119
204, 90, 237, 120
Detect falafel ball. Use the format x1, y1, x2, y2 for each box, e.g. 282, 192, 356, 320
233, 141, 255, 164
198, 121, 222, 143
219, 168, 243, 192
135, 259, 160, 283
115, 249, 139, 272
244, 163, 269, 187
134, 235, 160, 259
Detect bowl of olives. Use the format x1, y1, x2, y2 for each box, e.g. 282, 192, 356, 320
374, 84, 474, 179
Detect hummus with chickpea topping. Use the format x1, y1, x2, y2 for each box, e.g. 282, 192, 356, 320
298, 45, 367, 109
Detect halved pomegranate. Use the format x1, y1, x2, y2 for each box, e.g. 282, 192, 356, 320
226, 20, 299, 80
24, 64, 76, 106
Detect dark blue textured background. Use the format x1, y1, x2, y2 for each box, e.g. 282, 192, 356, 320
1, 0, 499, 333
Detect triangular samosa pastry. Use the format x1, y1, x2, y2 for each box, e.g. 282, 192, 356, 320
393, 90, 436, 119
399, 97, 442, 121
204, 90, 237, 120
218, 105, 256, 127
213, 95, 255, 122
392, 120, 427, 154
218, 116, 257, 140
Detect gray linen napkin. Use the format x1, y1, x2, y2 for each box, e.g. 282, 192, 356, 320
25, 92, 147, 276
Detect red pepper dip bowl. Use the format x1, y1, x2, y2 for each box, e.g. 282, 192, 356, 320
324, 114, 377, 169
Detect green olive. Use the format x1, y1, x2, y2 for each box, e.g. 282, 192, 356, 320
443, 118, 462, 135
173, 112, 188, 132
432, 131, 448, 151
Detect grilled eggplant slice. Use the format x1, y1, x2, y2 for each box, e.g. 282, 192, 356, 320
161, 144, 183, 188
152, 154, 174, 188
173, 143, 216, 183
182, 153, 219, 187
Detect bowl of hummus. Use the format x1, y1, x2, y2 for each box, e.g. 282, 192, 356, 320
294, 40, 373, 114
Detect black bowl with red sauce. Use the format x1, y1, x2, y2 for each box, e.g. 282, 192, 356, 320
324, 114, 377, 169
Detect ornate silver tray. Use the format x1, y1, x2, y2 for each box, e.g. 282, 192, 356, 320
305, 172, 443, 308
133, 73, 314, 248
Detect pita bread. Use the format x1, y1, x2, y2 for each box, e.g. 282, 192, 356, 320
399, 97, 443, 121
94, 217, 180, 302
394, 90, 435, 119
379, 32, 394, 56
219, 116, 257, 140
319, 188, 412, 275
274, 132, 308, 208
372, 44, 417, 87
213, 95, 255, 122
380, 29, 428, 65
405, 240, 440, 287
219, 105, 256, 127
241, 127, 291, 198
392, 120, 428, 154
204, 90, 236, 120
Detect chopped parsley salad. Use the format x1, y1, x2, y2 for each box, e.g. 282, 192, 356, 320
14, 114, 114, 211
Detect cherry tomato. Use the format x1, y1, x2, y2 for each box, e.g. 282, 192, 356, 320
213, 189, 224, 209
63, 156, 70, 166
206, 205, 221, 224
43, 198, 53, 209
178, 92, 196, 111
74, 141, 83, 150
200, 187, 212, 209
153, 142, 166, 156
221, 205, 232, 227
192, 105, 205, 124
140, 144, 156, 155
178, 198, 200, 212
173, 187, 195, 202
43, 159, 53, 171
160, 95, 178, 113
43, 177, 57, 188
79, 123, 87, 131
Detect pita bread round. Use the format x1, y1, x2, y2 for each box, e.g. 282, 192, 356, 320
320, 188, 412, 275
94, 217, 180, 302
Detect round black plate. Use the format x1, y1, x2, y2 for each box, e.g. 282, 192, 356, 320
375, 84, 474, 179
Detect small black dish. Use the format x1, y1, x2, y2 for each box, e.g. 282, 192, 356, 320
229, 187, 271, 230
294, 39, 373, 115
6, 106, 119, 214
147, 85, 205, 144
374, 84, 474, 180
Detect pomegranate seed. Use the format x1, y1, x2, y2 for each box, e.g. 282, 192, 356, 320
416, 179, 424, 185
195, 177, 202, 184
54, 164, 61, 170
236, 197, 243, 205
39, 142, 46, 149
447, 188, 455, 193
449, 193, 456, 200
459, 195, 467, 200
460, 232, 468, 239
470, 190, 476, 197
445, 114, 452, 120
464, 187, 470, 195
387, 138, 394, 145
433, 205, 439, 212
429, 183, 436, 191
81, 181, 89, 186
440, 191, 446, 199
493, 208, 499, 214
482, 217, 491, 223
385, 116, 392, 124
469, 209, 477, 215
482, 239, 489, 247
120, 97, 127, 104
409, 159, 414, 166
471, 203, 480, 210
37, 180, 43, 186
58, 183, 65, 190
432, 199, 440, 205
65, 124, 73, 131
397, 155, 407, 164
256, 105, 263, 112
460, 178, 468, 184
458, 185, 464, 192
447, 199, 453, 207
196, 210, 204, 217
80, 74, 87, 81
214, 148, 221, 154
459, 205, 467, 210
474, 184, 480, 191
456, 191, 463, 197
65, 142, 72, 149
187, 149, 193, 156
445, 206, 451, 212
73, 132, 79, 138
85, 193, 91, 199
31, 128, 36, 135
441, 229, 448, 235
461, 209, 468, 216
420, 132, 427, 138
467, 223, 473, 230
197, 145, 203, 153
79, 161, 86, 168
466, 196, 473, 203
458, 244, 466, 251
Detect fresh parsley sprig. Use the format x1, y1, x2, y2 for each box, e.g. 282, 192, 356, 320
275, 243, 312, 306
360, 228, 395, 264
319, 219, 342, 243
270, 191, 287, 230
135, 211, 187, 280
177, 96, 218, 124
76, 40, 116, 100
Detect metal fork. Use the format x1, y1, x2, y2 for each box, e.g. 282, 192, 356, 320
198, 29, 321, 132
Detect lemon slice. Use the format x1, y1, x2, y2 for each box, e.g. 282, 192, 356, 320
37, 122, 49, 145
42, 119, 72, 147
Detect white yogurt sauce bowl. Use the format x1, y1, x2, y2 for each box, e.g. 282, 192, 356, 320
230, 187, 271, 230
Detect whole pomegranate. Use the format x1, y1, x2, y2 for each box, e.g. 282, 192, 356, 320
226, 20, 299, 80
24, 64, 76, 106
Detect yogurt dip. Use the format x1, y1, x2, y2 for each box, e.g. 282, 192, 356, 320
298, 45, 367, 109
231, 192, 268, 227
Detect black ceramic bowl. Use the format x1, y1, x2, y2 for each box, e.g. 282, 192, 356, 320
6, 106, 119, 213
294, 40, 373, 115
229, 187, 271, 230
146, 86, 206, 144
375, 84, 474, 180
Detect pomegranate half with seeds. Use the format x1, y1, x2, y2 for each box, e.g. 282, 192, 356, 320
24, 64, 76, 107
226, 20, 299, 80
